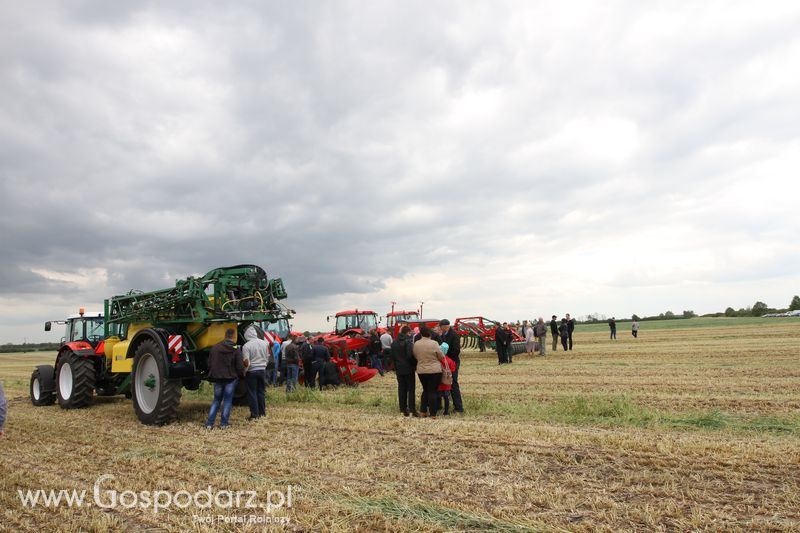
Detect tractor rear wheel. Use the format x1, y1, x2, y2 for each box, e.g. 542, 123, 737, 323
30, 365, 56, 406
132, 338, 182, 425
56, 353, 96, 408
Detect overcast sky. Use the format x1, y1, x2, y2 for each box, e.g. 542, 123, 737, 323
1, 1, 799, 342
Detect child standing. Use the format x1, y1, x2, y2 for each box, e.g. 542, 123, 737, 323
437, 342, 457, 416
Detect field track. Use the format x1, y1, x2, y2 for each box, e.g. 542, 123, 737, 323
1, 320, 799, 531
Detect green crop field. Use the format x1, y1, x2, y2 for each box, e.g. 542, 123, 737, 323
1, 321, 799, 531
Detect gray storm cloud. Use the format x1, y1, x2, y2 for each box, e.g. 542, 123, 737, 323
1, 1, 799, 340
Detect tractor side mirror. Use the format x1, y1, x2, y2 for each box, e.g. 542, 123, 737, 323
326, 316, 330, 323
44, 321, 52, 332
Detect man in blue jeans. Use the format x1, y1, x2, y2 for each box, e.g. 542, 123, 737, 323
284, 334, 300, 392
205, 328, 245, 429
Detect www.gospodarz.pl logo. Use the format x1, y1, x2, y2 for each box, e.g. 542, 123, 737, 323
17, 474, 295, 514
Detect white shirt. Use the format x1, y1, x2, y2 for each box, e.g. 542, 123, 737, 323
380, 332, 393, 350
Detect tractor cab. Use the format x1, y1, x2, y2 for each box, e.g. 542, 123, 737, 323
262, 317, 291, 342
386, 310, 420, 332
44, 308, 108, 348
331, 310, 379, 336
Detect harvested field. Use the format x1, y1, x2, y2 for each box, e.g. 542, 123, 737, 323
1, 321, 799, 531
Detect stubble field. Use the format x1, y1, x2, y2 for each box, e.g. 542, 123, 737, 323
1, 319, 799, 531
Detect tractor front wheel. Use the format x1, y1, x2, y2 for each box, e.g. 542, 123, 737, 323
30, 365, 56, 406
132, 339, 182, 425
56, 353, 96, 408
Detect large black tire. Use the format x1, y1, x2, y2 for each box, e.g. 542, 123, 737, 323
56, 353, 96, 409
511, 341, 526, 355
131, 338, 182, 425
30, 365, 56, 406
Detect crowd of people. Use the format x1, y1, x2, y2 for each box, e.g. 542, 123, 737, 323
389, 319, 463, 418
203, 319, 465, 428
496, 314, 576, 363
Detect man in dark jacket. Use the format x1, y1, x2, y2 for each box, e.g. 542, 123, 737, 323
310, 337, 330, 390
439, 319, 463, 413
495, 323, 509, 364
549, 315, 558, 352
559, 319, 569, 351
300, 337, 315, 388
284, 335, 300, 392
608, 317, 617, 340
390, 326, 418, 416
566, 313, 576, 350
205, 328, 245, 429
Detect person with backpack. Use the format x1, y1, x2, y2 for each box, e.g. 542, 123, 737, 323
436, 342, 457, 416
608, 317, 617, 340
205, 328, 245, 429
534, 317, 547, 356
390, 325, 418, 416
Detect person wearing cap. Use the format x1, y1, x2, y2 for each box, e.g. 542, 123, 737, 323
438, 319, 464, 413
0, 381, 7, 438
436, 342, 457, 416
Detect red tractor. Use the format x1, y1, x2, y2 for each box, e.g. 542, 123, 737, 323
31, 308, 125, 407
321, 309, 381, 383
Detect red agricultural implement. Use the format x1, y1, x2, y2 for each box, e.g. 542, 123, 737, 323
321, 309, 381, 382
453, 316, 527, 355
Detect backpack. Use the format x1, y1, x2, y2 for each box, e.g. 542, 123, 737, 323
441, 358, 453, 386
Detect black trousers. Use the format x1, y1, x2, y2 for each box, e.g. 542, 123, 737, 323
561, 335, 568, 351
418, 372, 442, 416
497, 347, 507, 364
450, 360, 463, 412
245, 369, 266, 417
568, 331, 573, 350
302, 357, 315, 387
396, 372, 416, 413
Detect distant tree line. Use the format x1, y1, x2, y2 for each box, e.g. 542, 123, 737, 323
579, 295, 799, 323
1, 342, 61, 353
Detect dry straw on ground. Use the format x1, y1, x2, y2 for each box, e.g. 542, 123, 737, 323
1, 322, 798, 531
